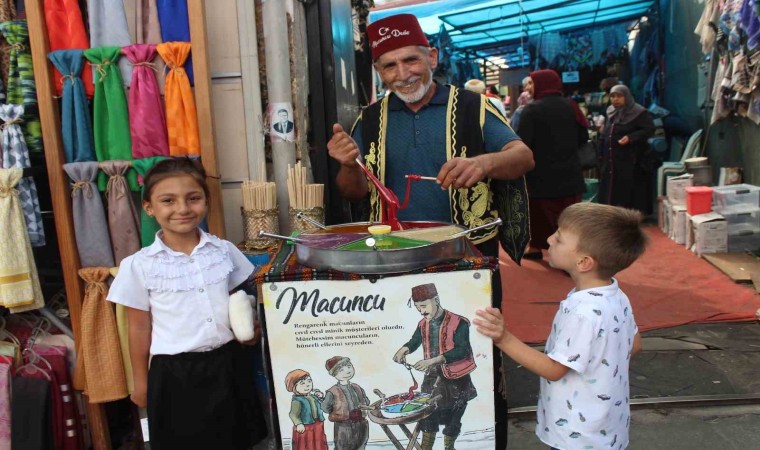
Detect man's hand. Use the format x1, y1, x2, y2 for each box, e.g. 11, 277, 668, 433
393, 347, 410, 364
327, 123, 360, 167
412, 355, 444, 372
618, 136, 631, 146
436, 157, 489, 190
473, 307, 510, 346
131, 383, 148, 408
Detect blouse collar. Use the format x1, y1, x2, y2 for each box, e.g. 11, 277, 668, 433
144, 229, 223, 257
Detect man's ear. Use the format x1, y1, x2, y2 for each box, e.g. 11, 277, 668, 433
429, 47, 439, 69
576, 254, 597, 274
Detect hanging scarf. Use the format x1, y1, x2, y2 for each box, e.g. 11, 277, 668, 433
0, 104, 44, 247
73, 267, 129, 403
0, 167, 44, 310
530, 69, 589, 128
132, 156, 168, 247
156, 0, 194, 85
43, 0, 95, 97
62, 161, 115, 268
124, 0, 166, 91
157, 42, 200, 156
100, 160, 141, 265
0, 21, 42, 153
606, 84, 647, 125
83, 46, 138, 191
0, 0, 15, 90
123, 44, 169, 158
48, 50, 95, 163
88, 0, 133, 86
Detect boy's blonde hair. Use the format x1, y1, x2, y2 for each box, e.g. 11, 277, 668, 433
558, 203, 648, 278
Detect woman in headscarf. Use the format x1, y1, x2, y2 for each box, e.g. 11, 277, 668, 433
599, 84, 655, 212
517, 70, 588, 260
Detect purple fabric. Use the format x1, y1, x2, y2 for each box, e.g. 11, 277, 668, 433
123, 44, 168, 158
741, 0, 760, 49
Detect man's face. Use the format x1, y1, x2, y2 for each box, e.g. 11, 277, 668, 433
278, 111, 288, 122
374, 45, 438, 104
414, 297, 440, 320
334, 362, 355, 382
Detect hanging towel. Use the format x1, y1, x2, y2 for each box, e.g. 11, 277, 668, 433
157, 42, 200, 156
88, 0, 133, 86
123, 44, 169, 158
48, 50, 95, 163
132, 155, 168, 247
83, 46, 138, 191
156, 0, 194, 85
0, 362, 9, 450
0, 20, 42, 153
43, 0, 94, 97
123, 0, 166, 91
115, 304, 134, 393
0, 103, 44, 247
74, 267, 129, 403
0, 0, 16, 91
62, 162, 115, 268
100, 160, 140, 265
0, 167, 44, 311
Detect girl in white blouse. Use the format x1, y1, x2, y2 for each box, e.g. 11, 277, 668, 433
107, 158, 266, 450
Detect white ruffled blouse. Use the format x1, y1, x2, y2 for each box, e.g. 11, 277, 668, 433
107, 230, 255, 355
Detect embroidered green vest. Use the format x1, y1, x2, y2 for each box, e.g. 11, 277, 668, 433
353, 86, 531, 263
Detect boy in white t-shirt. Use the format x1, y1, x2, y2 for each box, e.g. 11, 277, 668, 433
475, 203, 646, 450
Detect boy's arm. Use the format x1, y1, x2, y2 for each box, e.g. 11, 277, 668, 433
632, 332, 642, 356
498, 333, 570, 382
127, 307, 152, 408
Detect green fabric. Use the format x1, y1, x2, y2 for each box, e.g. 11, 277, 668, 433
0, 20, 42, 153
83, 46, 137, 191
132, 156, 168, 247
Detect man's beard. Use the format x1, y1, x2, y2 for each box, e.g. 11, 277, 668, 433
392, 72, 433, 104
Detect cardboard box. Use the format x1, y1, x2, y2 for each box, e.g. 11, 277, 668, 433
666, 173, 694, 206
670, 204, 688, 244
686, 212, 728, 256
659, 197, 671, 234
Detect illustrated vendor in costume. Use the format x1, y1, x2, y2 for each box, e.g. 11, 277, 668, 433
285, 369, 329, 450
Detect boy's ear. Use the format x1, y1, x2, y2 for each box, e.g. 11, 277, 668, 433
576, 254, 597, 274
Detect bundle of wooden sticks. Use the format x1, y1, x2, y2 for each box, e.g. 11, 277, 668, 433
241, 162, 276, 210
287, 161, 323, 210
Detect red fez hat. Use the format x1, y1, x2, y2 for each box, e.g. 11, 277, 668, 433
411, 283, 438, 302
325, 356, 350, 376
367, 14, 430, 61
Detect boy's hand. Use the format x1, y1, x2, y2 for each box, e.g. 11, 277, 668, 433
474, 307, 509, 344
313, 389, 324, 400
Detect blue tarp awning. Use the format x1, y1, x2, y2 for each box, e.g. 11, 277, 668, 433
370, 0, 654, 56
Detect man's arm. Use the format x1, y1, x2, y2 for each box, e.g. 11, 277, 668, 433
328, 123, 369, 200
437, 140, 535, 190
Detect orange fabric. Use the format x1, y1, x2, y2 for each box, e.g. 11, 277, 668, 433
156, 42, 199, 156
44, 0, 95, 97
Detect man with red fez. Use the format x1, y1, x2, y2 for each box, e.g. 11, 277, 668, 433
328, 13, 530, 449
321, 356, 370, 450
393, 283, 477, 450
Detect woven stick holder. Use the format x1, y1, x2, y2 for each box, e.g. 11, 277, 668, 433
289, 206, 325, 233
242, 208, 280, 249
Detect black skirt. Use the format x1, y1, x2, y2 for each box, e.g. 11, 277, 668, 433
147, 341, 267, 450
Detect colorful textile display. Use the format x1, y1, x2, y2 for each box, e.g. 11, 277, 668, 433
0, 361, 9, 449
0, 20, 42, 153
0, 167, 44, 311
43, 0, 95, 97
73, 267, 129, 403
0, 0, 16, 90
157, 42, 200, 156
48, 50, 95, 163
83, 46, 138, 191
0, 104, 44, 247
123, 0, 166, 91
62, 161, 115, 268
132, 155, 168, 247
100, 160, 141, 264
156, 0, 194, 85
88, 0, 133, 86
123, 44, 169, 158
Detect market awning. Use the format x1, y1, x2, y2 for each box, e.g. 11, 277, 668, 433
370, 0, 655, 56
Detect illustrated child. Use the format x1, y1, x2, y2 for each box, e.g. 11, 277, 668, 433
475, 203, 646, 450
285, 369, 329, 450
393, 283, 477, 450
321, 356, 370, 450
107, 158, 267, 450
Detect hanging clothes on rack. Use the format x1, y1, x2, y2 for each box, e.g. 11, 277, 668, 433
11, 375, 52, 450
123, 44, 169, 158
0, 20, 42, 154
123, 0, 166, 92
43, 0, 94, 97
0, 0, 16, 91
88, 0, 133, 86
156, 0, 194, 85
48, 50, 95, 163
73, 268, 129, 403
157, 42, 200, 156
83, 46, 138, 191
0, 103, 45, 247
0, 167, 44, 311
62, 162, 115, 268
35, 345, 85, 450
0, 359, 8, 450
100, 160, 140, 265
132, 155, 168, 247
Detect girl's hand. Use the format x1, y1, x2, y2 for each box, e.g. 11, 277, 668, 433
296, 424, 306, 434
618, 135, 630, 146
131, 385, 148, 408
240, 319, 262, 346
474, 307, 509, 343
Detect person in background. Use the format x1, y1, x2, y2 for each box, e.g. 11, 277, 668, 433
327, 13, 534, 449
475, 202, 646, 450
464, 78, 507, 116
517, 70, 588, 260
599, 84, 656, 213
509, 91, 533, 132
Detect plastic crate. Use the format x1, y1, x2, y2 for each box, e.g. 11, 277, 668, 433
713, 184, 760, 213
720, 205, 760, 235
728, 227, 760, 253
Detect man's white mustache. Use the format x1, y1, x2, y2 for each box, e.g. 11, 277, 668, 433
393, 77, 420, 88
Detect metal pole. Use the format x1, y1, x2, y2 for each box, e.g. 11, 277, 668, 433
262, 0, 297, 233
